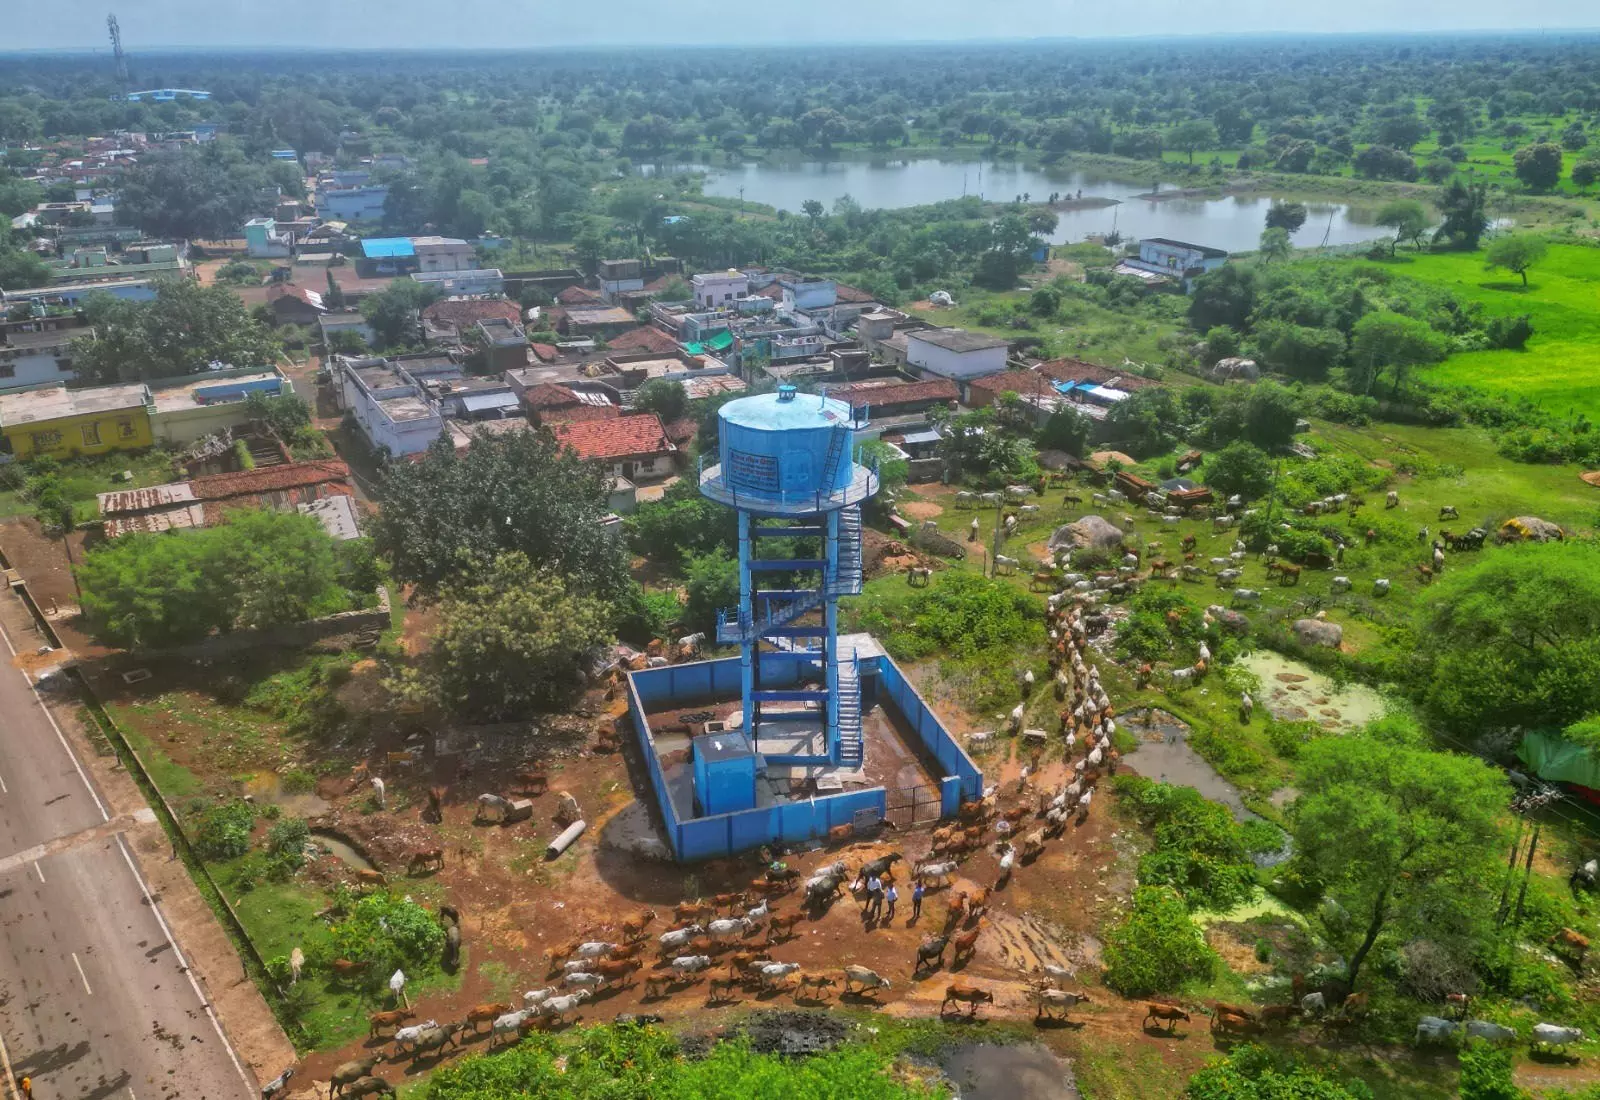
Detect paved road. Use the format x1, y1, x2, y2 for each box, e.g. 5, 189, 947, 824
0, 616, 254, 1100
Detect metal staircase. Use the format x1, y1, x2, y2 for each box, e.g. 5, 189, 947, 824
819, 427, 848, 488
833, 653, 863, 767
836, 506, 863, 595
716, 506, 865, 645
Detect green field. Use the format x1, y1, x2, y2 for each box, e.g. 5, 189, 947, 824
1344, 243, 1600, 420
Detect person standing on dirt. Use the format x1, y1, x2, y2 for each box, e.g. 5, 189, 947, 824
865, 873, 883, 919
885, 883, 899, 921
19, 1075, 31, 1099
912, 881, 925, 922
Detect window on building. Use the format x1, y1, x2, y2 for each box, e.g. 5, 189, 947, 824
81, 422, 102, 446
117, 418, 136, 439
56, 358, 73, 373
31, 431, 61, 451
0, 364, 13, 379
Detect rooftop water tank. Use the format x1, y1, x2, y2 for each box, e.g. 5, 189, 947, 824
717, 386, 854, 500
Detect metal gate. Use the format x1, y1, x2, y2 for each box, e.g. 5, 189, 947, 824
885, 783, 943, 829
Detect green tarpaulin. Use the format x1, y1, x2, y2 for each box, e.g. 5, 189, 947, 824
707, 330, 734, 350
683, 342, 705, 356
1519, 730, 1600, 790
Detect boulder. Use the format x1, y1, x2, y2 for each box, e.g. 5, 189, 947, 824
1205, 605, 1251, 634
1049, 515, 1125, 554
1501, 515, 1564, 543
1293, 618, 1343, 649
1211, 357, 1260, 382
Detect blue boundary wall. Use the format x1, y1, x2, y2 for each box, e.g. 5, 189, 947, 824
626, 648, 980, 862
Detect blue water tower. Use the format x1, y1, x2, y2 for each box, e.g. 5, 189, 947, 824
700, 385, 879, 767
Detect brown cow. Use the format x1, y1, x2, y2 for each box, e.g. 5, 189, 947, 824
543, 939, 583, 971
711, 892, 746, 914
406, 849, 444, 875
1212, 1009, 1258, 1037
708, 975, 740, 1002
797, 974, 836, 1001
353, 869, 386, 890
367, 1008, 414, 1038
514, 770, 549, 795
1258, 1004, 1297, 1027
674, 900, 715, 924
594, 958, 642, 986
766, 913, 803, 944
1212, 1002, 1257, 1023
941, 982, 995, 1017
1143, 1002, 1191, 1033
330, 959, 368, 983
465, 1002, 512, 1032
609, 941, 646, 962
1555, 927, 1590, 961
826, 823, 852, 843
951, 920, 984, 963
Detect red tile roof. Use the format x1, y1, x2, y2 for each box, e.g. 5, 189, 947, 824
190, 459, 352, 501
522, 383, 582, 410
755, 283, 785, 302
530, 343, 558, 362
663, 416, 698, 444
833, 282, 876, 304
967, 369, 1065, 401
607, 325, 680, 354
557, 285, 602, 305
551, 413, 673, 461
421, 298, 522, 329
830, 379, 959, 410
1032, 357, 1158, 390
266, 284, 322, 308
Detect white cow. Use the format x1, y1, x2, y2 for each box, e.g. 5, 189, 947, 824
1232, 588, 1262, 605
393, 1020, 439, 1051
843, 966, 891, 995
759, 961, 802, 988
1373, 578, 1391, 596
1465, 1020, 1517, 1043
1302, 992, 1327, 1015
523, 988, 557, 1010
1331, 576, 1351, 593
1415, 1016, 1459, 1044
657, 926, 704, 952
671, 954, 714, 976
577, 941, 616, 959
1533, 1023, 1585, 1050
491, 1009, 530, 1046
564, 971, 607, 990
707, 917, 753, 941
540, 990, 591, 1023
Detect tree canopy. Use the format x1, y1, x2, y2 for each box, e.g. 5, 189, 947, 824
372, 430, 632, 606
71, 279, 280, 384
1485, 235, 1549, 288
1289, 734, 1507, 990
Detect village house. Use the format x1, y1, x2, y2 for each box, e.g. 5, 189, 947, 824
691, 269, 749, 309
243, 217, 295, 259
550, 412, 677, 482
0, 381, 153, 460
832, 378, 960, 425
520, 382, 620, 427
265, 284, 327, 326
904, 328, 1010, 382
147, 369, 292, 446
1116, 237, 1229, 292
420, 298, 523, 345
0, 314, 90, 390
318, 312, 376, 349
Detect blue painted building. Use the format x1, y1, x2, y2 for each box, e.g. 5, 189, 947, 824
700, 385, 879, 769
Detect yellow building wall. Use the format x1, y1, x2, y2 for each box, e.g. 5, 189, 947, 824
2, 407, 153, 460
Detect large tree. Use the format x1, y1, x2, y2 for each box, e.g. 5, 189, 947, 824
372, 430, 631, 605
1290, 736, 1507, 991
1348, 311, 1448, 396
115, 146, 273, 242
1513, 142, 1564, 192
1168, 119, 1219, 164
1435, 180, 1490, 250
1374, 199, 1431, 255
71, 279, 281, 384
1485, 234, 1548, 288
1409, 542, 1600, 737
403, 552, 613, 720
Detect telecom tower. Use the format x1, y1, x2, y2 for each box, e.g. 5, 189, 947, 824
107, 14, 130, 93
701, 385, 878, 768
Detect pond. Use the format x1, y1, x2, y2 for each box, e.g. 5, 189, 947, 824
1235, 651, 1387, 731
308, 829, 379, 873
938, 1041, 1081, 1100
648, 156, 1386, 254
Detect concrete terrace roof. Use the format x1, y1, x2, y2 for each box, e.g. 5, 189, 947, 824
362, 237, 415, 259
0, 382, 148, 425
907, 328, 1007, 354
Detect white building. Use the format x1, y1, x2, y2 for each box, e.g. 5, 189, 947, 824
691, 269, 749, 310
0, 318, 85, 390
411, 236, 478, 273
336, 357, 445, 457
1119, 238, 1229, 292
904, 328, 1009, 382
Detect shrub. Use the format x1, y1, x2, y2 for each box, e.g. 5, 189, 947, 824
1264, 718, 1322, 759
1103, 886, 1217, 996
1117, 776, 1260, 911
883, 571, 1040, 661
327, 892, 447, 987
193, 800, 256, 861
267, 817, 310, 860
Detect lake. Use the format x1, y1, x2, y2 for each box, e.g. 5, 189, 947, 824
653, 157, 1387, 255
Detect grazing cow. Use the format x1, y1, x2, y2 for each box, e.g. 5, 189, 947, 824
539, 991, 592, 1025
288, 946, 304, 985
1386, 491, 1399, 508
1372, 578, 1391, 596
491, 1010, 531, 1047
1533, 1023, 1585, 1051
1466, 1020, 1517, 1043
621, 909, 657, 941
341, 1078, 396, 1099
368, 1008, 414, 1038
1570, 859, 1599, 893
1444, 992, 1470, 1017
331, 959, 369, 984
1232, 588, 1261, 606
475, 793, 512, 822
1331, 576, 1351, 593
1213, 1009, 1259, 1037
843, 965, 892, 996
330, 1056, 387, 1096
672, 955, 715, 979
1239, 691, 1254, 723
1416, 1016, 1459, 1045
1439, 505, 1459, 520
1032, 987, 1090, 1020
951, 921, 984, 963
942, 983, 995, 1017
759, 961, 802, 989
1341, 991, 1370, 1017
995, 555, 1019, 575
1143, 1003, 1191, 1033
915, 935, 950, 972
408, 1024, 463, 1061
1554, 927, 1590, 962
1277, 564, 1301, 586
797, 974, 837, 1000
657, 925, 705, 957
766, 913, 804, 944
466, 1002, 513, 1033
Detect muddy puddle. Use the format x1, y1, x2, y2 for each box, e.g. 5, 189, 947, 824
939, 1042, 1081, 1100
1121, 708, 1292, 867
309, 829, 379, 872
244, 771, 330, 817
1235, 651, 1385, 731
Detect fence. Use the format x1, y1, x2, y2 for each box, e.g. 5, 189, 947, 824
627, 656, 888, 861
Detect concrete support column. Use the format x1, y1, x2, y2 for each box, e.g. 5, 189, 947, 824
738, 510, 753, 731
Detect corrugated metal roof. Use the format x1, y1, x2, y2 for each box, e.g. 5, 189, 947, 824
458, 392, 521, 413
103, 503, 205, 536
362, 237, 416, 259
97, 483, 196, 515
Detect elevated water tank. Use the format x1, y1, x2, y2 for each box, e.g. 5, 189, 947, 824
717, 386, 854, 500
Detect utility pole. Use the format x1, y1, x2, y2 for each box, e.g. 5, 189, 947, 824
1511, 820, 1542, 928
1495, 816, 1526, 926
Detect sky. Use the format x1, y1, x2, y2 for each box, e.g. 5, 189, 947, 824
10, 0, 1600, 51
